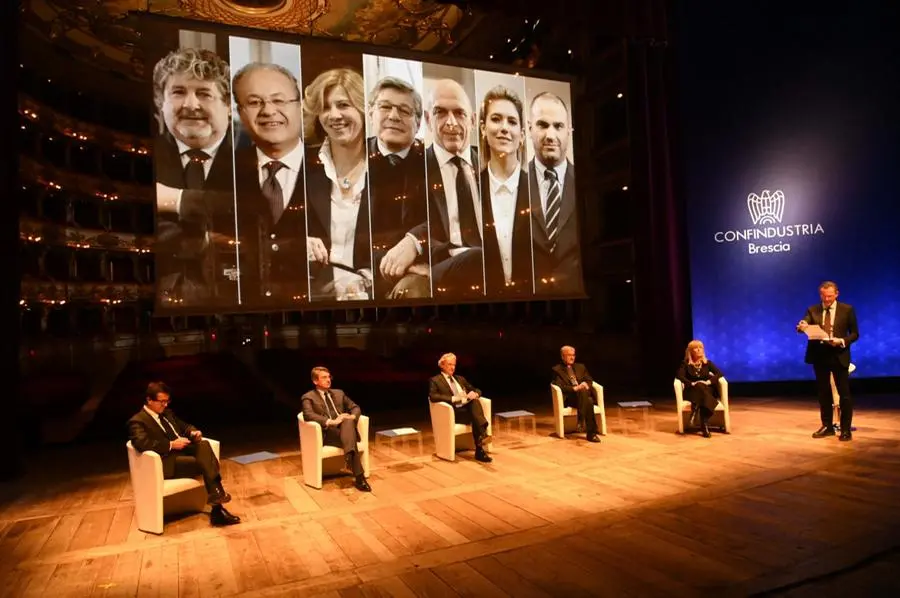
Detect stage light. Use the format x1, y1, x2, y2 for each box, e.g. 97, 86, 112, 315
617, 92, 623, 98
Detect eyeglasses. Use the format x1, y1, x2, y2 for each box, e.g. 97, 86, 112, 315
151, 397, 171, 404
241, 97, 300, 111
376, 101, 415, 119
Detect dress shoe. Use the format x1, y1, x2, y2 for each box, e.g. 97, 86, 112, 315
210, 505, 240, 526
812, 426, 836, 438
354, 475, 372, 492
839, 430, 852, 442
700, 423, 711, 438
207, 485, 232, 505
474, 448, 493, 463
586, 433, 601, 443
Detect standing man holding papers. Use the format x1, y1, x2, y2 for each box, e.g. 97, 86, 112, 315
796, 281, 859, 441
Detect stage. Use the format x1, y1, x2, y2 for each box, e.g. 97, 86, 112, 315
1, 395, 899, 597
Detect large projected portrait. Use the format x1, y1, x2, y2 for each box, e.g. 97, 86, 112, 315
148, 24, 584, 313
229, 37, 307, 309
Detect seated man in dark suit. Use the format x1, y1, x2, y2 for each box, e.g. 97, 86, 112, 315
301, 367, 371, 492
127, 382, 240, 527
551, 345, 601, 443
428, 353, 492, 463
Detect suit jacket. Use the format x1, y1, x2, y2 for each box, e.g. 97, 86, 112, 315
155, 131, 238, 305
301, 388, 361, 428
127, 408, 198, 479
428, 373, 481, 404
551, 362, 595, 401
800, 302, 859, 367
366, 136, 429, 297
305, 144, 372, 300
528, 159, 582, 295
410, 145, 481, 266
232, 144, 308, 307
481, 168, 533, 296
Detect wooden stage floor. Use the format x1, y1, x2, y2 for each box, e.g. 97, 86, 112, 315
1, 396, 899, 597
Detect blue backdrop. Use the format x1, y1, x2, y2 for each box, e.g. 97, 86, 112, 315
676, 1, 900, 381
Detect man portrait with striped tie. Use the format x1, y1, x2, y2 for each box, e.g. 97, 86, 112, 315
528, 92, 582, 295
232, 60, 309, 308
152, 47, 238, 307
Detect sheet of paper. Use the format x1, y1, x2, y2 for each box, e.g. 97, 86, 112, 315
803, 324, 830, 340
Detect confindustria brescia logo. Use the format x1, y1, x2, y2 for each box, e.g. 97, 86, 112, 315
714, 189, 824, 254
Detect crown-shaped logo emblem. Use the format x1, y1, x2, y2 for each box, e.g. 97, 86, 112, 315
747, 189, 785, 225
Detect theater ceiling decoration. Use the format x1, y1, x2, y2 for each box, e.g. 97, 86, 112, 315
22, 0, 478, 72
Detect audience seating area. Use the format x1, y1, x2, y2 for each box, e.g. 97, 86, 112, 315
85, 353, 286, 440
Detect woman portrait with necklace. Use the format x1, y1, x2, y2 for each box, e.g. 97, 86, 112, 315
477, 84, 535, 296
676, 340, 725, 438
302, 67, 373, 302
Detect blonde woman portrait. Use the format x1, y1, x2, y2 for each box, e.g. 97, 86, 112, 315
302, 67, 373, 302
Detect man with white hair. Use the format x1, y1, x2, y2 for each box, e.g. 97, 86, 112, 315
428, 353, 492, 462
551, 345, 601, 442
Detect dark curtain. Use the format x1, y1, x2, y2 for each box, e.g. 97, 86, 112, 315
2, 0, 23, 480
626, 0, 692, 395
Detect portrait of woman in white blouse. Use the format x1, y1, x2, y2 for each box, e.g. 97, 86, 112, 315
302, 67, 373, 302
477, 85, 534, 296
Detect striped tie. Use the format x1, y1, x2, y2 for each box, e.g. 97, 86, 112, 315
544, 168, 561, 252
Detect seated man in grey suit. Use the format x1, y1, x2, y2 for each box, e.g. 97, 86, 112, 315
428, 353, 492, 463
127, 381, 240, 527
551, 345, 601, 443
301, 367, 371, 492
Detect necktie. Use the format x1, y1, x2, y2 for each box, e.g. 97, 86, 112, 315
566, 364, 577, 385
448, 375, 463, 398
183, 149, 210, 190
450, 156, 481, 248
823, 306, 833, 337
544, 168, 561, 253
387, 154, 402, 167
159, 414, 179, 441
323, 391, 339, 419
262, 161, 286, 223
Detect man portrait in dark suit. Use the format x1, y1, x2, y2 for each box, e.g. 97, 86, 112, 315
232, 62, 309, 308
415, 78, 485, 298
127, 382, 240, 527
796, 281, 860, 440
152, 47, 238, 307
301, 367, 371, 492
551, 345, 601, 443
528, 92, 582, 295
428, 353, 492, 463
366, 76, 431, 299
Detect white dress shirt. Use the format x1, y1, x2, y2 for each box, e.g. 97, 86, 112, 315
486, 165, 520, 283
433, 143, 482, 256
317, 140, 371, 299
532, 159, 568, 220
444, 374, 465, 400
822, 302, 845, 346
174, 134, 227, 215
143, 405, 180, 438
257, 141, 305, 210
176, 135, 226, 179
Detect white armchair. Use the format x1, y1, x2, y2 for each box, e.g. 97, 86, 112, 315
429, 397, 492, 461
674, 377, 731, 434
126, 438, 221, 535
297, 413, 370, 489
550, 382, 607, 438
